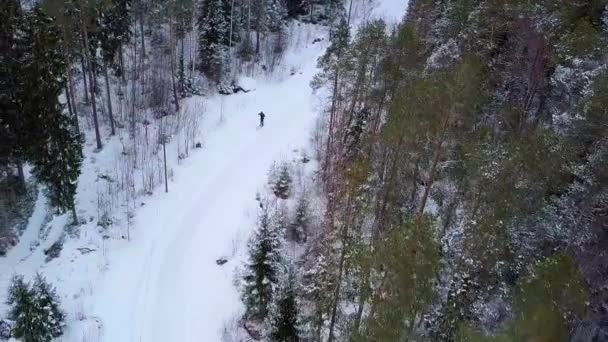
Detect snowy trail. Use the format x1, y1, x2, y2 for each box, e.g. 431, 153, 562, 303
92, 28, 326, 341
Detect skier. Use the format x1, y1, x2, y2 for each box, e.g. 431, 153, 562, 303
258, 111, 266, 127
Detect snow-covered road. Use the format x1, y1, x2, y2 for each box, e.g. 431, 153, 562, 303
92, 26, 326, 341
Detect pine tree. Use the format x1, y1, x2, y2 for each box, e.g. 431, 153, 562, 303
242, 204, 282, 320
198, 0, 230, 83
311, 17, 350, 180
270, 268, 300, 342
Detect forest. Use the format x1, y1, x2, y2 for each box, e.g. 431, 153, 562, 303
1, 0, 607, 341
238, 0, 608, 341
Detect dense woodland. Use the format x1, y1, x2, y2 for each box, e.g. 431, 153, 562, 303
239, 0, 608, 341
1, 0, 608, 341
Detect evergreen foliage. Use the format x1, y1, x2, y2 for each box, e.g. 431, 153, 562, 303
288, 196, 309, 243
285, 0, 305, 18
0, 0, 27, 177
273, 163, 292, 200
270, 268, 300, 342
7, 274, 65, 342
98, 0, 131, 73
297, 0, 607, 339
23, 6, 83, 222
242, 204, 282, 320
197, 0, 230, 83
1, 4, 83, 222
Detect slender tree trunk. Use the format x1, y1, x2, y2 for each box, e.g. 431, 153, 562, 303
80, 16, 103, 150
229, 0, 235, 49
104, 60, 115, 135
67, 71, 81, 137
179, 38, 185, 93
130, 28, 137, 139
89, 63, 103, 150
170, 20, 180, 112
71, 203, 78, 225
61, 26, 79, 132
327, 229, 347, 342
352, 268, 370, 334
139, 12, 146, 96
64, 80, 74, 117
416, 114, 450, 223
80, 54, 90, 104
309, 0, 313, 21
119, 43, 126, 83
324, 68, 340, 186
163, 140, 168, 193
327, 196, 354, 342
16, 160, 25, 189
139, 13, 146, 59
247, 0, 251, 32
255, 29, 260, 56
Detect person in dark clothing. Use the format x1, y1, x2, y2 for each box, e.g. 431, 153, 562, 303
258, 111, 266, 127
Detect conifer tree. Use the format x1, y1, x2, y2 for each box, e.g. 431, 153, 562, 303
251, 0, 268, 56
198, 0, 230, 83
97, 0, 131, 135
311, 17, 350, 180
270, 267, 300, 342
299, 234, 338, 341
7, 274, 65, 342
285, 0, 305, 18
23, 6, 83, 223
0, 0, 28, 187
288, 196, 309, 243
172, 0, 193, 94
7, 275, 36, 342
32, 274, 65, 339
273, 163, 292, 199
242, 204, 282, 320
266, 0, 288, 33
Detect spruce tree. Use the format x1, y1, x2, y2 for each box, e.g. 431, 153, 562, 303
23, 6, 83, 223
7, 275, 65, 342
270, 268, 300, 342
266, 0, 288, 33
7, 275, 36, 342
242, 205, 282, 320
198, 0, 230, 83
273, 163, 292, 199
0, 0, 28, 186
32, 274, 65, 338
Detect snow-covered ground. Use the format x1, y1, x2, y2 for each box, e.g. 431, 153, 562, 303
91, 28, 327, 342
0, 2, 408, 341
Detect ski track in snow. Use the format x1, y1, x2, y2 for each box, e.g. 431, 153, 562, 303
93, 28, 326, 342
